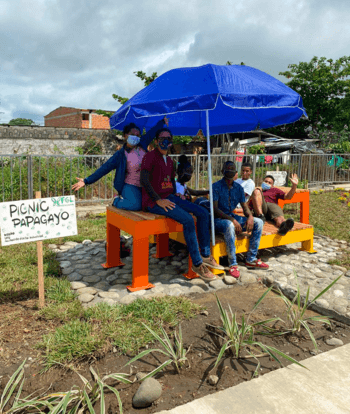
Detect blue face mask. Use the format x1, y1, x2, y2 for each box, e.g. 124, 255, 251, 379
127, 135, 140, 146
261, 182, 271, 191
158, 138, 172, 150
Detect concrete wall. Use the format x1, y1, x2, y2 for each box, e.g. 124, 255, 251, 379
0, 125, 122, 155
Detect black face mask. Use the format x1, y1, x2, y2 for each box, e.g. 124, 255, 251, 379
223, 170, 236, 179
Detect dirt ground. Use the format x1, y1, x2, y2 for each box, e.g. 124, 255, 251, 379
1, 284, 349, 413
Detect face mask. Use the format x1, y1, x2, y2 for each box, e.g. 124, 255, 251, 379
262, 182, 271, 191
224, 170, 236, 179
158, 138, 172, 150
127, 135, 140, 146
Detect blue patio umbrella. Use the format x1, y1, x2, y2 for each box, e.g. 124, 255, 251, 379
110, 64, 307, 245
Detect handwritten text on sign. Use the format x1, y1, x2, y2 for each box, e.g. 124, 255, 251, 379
0, 196, 77, 246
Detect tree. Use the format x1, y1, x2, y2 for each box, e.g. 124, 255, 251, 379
8, 118, 35, 126
97, 70, 159, 118
226, 61, 245, 65
266, 56, 350, 138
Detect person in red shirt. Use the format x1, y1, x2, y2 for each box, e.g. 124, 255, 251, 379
249, 174, 299, 235
140, 128, 224, 282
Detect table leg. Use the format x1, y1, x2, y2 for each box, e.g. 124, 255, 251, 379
183, 255, 199, 279
300, 198, 309, 224
127, 236, 155, 292
152, 234, 174, 259
102, 223, 125, 268
300, 237, 317, 254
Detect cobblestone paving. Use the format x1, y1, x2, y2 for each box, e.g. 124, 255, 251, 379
50, 235, 350, 317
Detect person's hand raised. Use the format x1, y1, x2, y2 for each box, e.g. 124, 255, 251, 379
290, 173, 299, 187
72, 177, 85, 192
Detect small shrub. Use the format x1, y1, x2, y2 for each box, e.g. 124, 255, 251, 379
126, 323, 190, 376
275, 272, 342, 351
210, 291, 306, 374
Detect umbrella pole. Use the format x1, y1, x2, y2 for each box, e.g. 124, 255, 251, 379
206, 110, 216, 247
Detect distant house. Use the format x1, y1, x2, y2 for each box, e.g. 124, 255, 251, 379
44, 107, 112, 130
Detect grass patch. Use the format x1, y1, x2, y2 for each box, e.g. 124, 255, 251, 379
329, 253, 350, 270
309, 191, 350, 243
38, 297, 202, 369
0, 216, 112, 303
281, 191, 350, 243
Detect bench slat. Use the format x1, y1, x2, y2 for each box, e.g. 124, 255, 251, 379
107, 206, 145, 222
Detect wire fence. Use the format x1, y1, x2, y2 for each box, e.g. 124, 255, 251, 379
1, 152, 350, 203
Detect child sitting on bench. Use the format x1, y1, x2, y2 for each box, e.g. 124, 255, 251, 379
175, 155, 209, 201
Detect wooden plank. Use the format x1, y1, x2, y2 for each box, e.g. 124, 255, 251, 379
107, 206, 144, 222
129, 211, 158, 220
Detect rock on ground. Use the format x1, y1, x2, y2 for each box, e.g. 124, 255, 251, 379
132, 378, 162, 408
326, 338, 344, 346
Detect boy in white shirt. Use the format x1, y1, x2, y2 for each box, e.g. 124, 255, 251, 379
236, 162, 255, 201
236, 162, 266, 223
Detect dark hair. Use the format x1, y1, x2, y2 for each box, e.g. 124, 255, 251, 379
123, 123, 141, 137
241, 162, 253, 170
265, 175, 275, 183
222, 161, 236, 171
155, 127, 173, 140
177, 154, 192, 175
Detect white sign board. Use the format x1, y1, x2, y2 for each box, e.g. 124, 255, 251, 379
266, 171, 288, 187
0, 196, 77, 246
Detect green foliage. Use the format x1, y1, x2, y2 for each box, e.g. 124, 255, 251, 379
173, 135, 193, 145
75, 136, 103, 155
134, 70, 158, 86
112, 94, 129, 105
210, 291, 306, 373
226, 61, 245, 65
0, 360, 132, 414
38, 297, 201, 369
309, 125, 350, 154
95, 109, 115, 118
126, 323, 190, 376
0, 156, 114, 203
287, 178, 308, 189
275, 273, 341, 351
8, 118, 35, 126
267, 56, 350, 138
248, 144, 265, 154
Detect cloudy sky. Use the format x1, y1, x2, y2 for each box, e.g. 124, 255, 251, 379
1, 0, 349, 125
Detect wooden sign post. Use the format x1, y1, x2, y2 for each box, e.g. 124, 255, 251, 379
35, 191, 45, 308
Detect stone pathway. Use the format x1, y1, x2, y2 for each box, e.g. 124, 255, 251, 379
50, 235, 350, 318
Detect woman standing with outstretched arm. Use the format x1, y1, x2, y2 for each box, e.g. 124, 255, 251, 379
72, 118, 167, 211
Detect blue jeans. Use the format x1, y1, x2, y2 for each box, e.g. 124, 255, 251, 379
148, 194, 211, 267
214, 214, 263, 266
113, 184, 142, 211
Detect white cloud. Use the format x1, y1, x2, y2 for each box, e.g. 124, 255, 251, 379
1, 0, 350, 125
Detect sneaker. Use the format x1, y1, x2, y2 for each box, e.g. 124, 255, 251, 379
201, 255, 225, 270
245, 259, 269, 270
192, 263, 218, 282
228, 266, 240, 278
277, 218, 294, 236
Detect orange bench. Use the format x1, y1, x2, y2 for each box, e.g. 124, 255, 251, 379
102, 208, 197, 292
103, 188, 315, 290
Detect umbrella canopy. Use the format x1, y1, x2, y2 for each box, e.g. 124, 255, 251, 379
110, 63, 307, 135
109, 63, 307, 247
